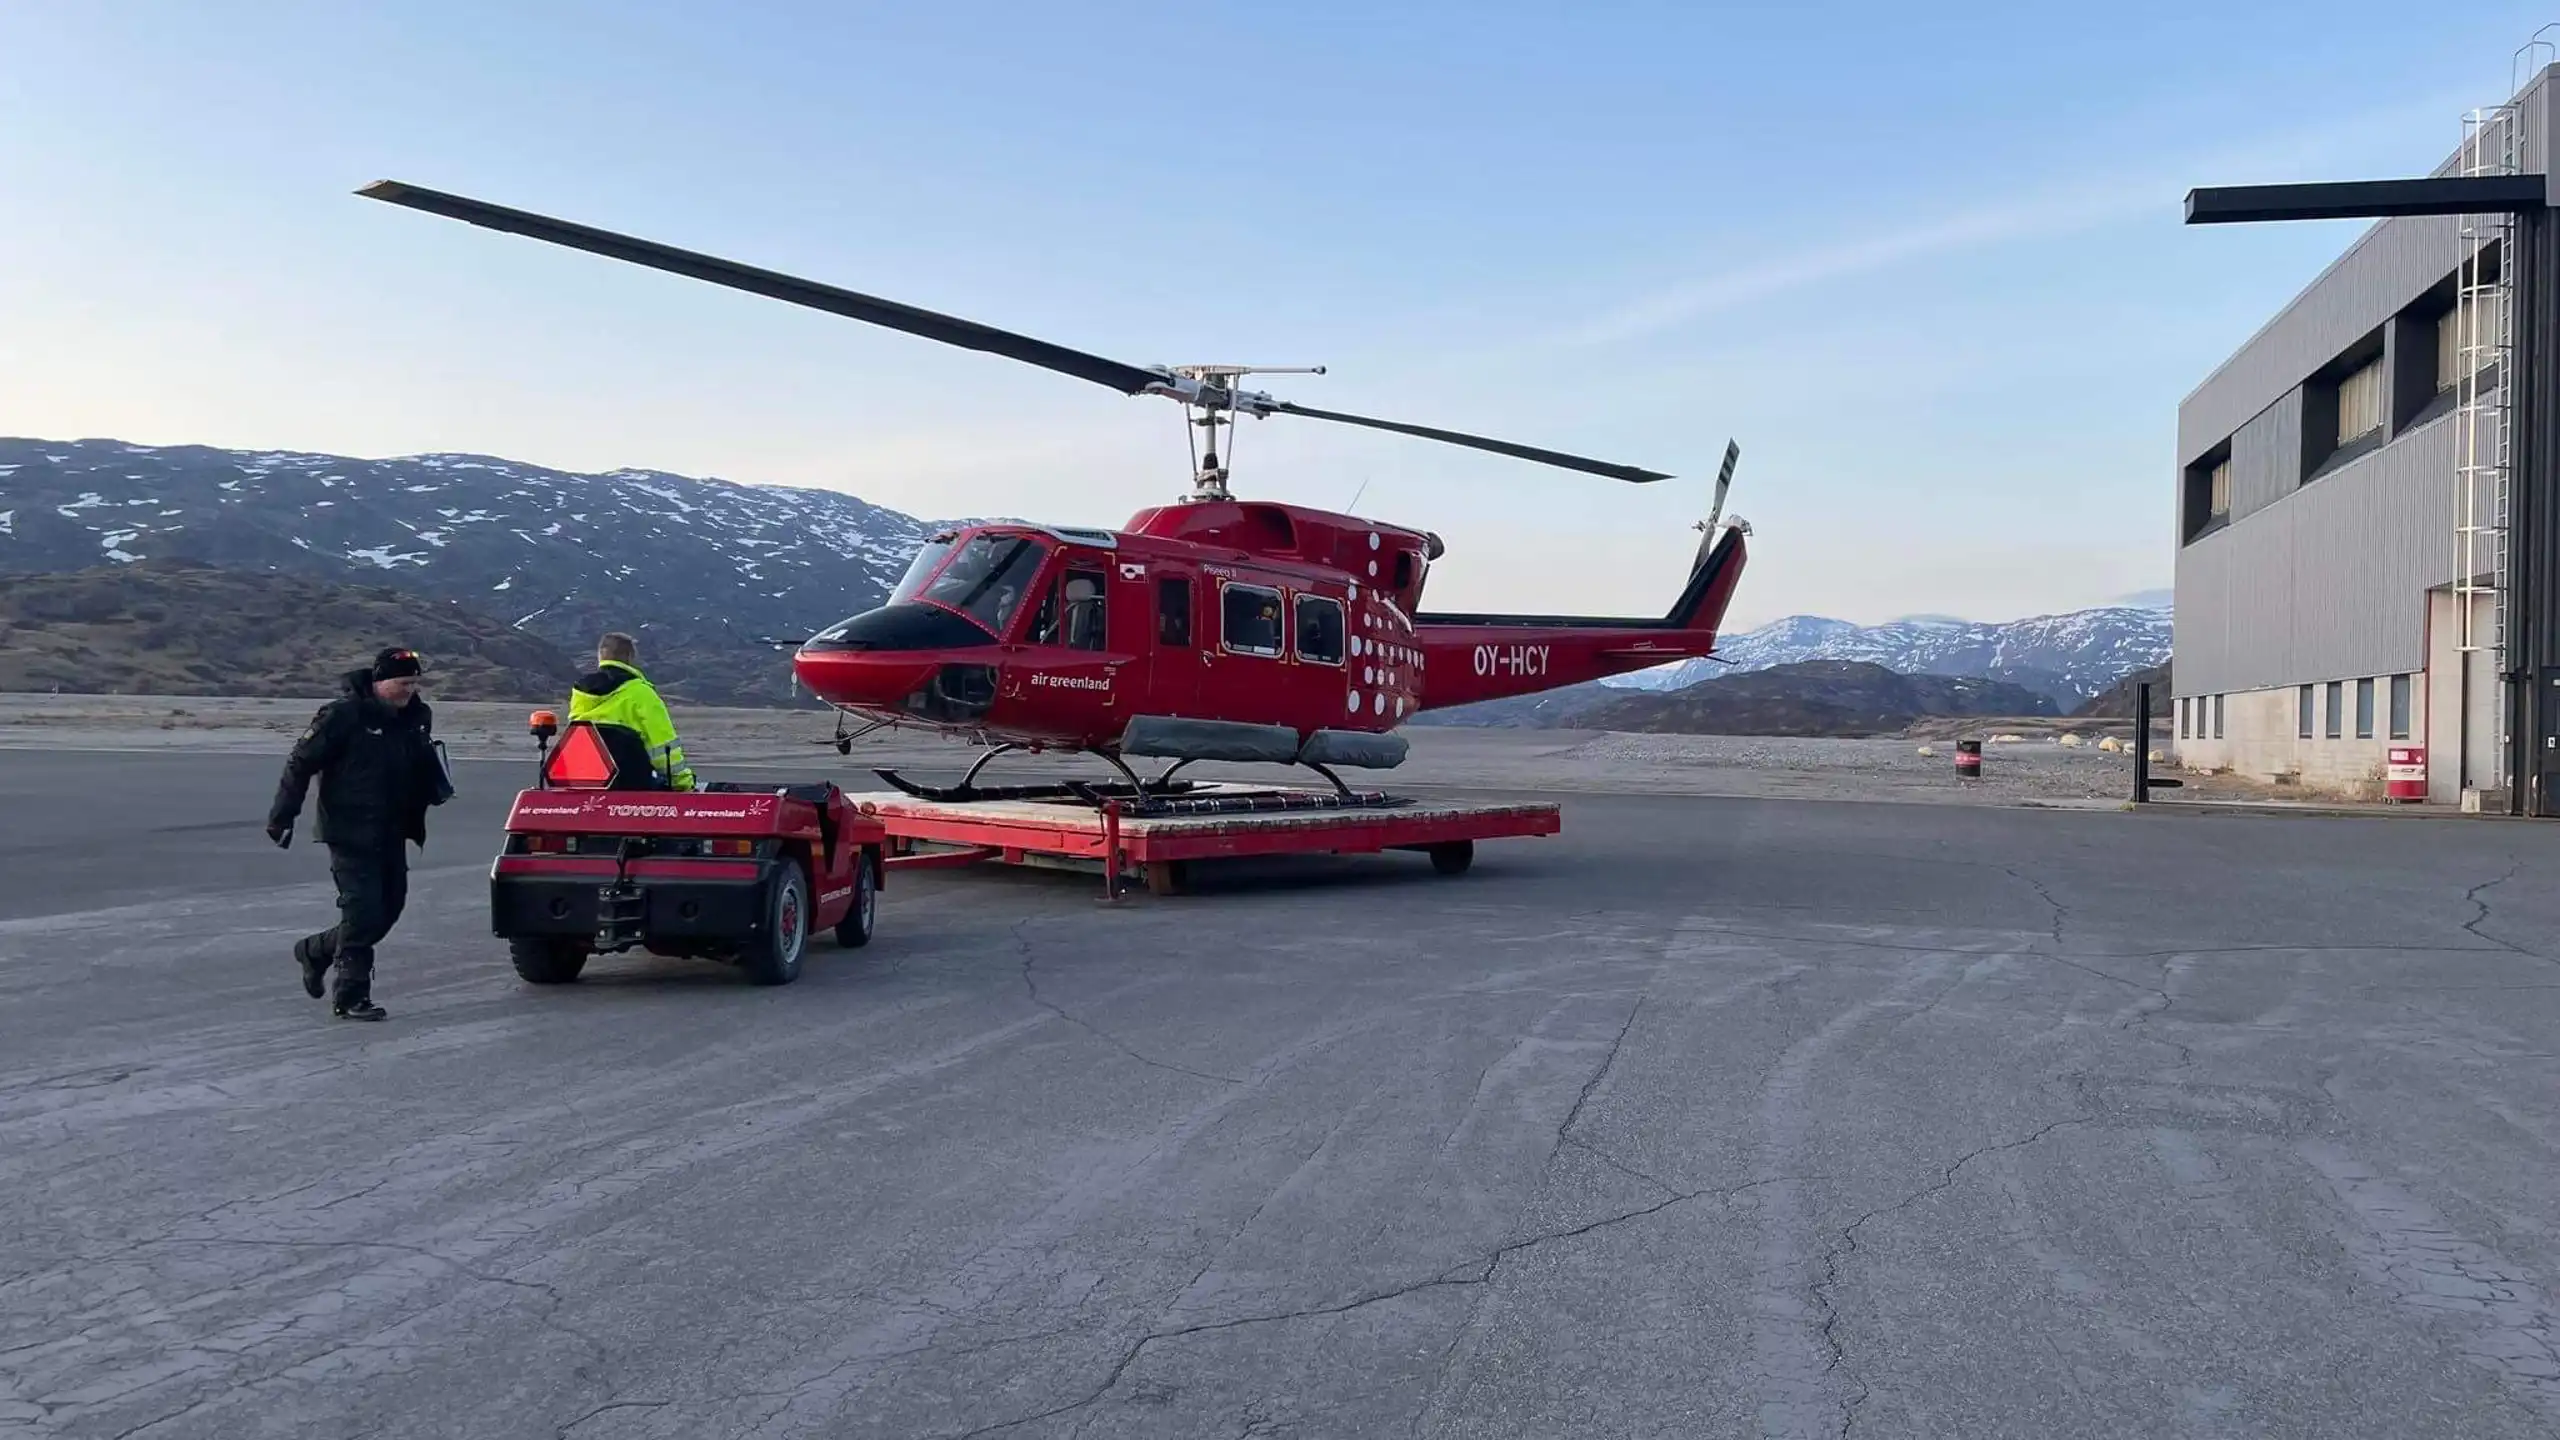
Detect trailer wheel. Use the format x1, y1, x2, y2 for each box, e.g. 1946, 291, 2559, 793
833, 851, 878, 949
744, 860, 810, 986
1428, 841, 1475, 876
510, 937, 588, 985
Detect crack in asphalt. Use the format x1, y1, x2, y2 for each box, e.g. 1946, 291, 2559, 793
556, 1398, 670, 1436
2003, 868, 2069, 951
1011, 920, 1243, 1086
2461, 862, 2555, 969
1806, 1115, 2093, 1440
949, 1172, 1798, 1440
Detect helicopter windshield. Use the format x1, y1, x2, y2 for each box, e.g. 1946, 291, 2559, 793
916, 532, 1051, 637
886, 535, 960, 607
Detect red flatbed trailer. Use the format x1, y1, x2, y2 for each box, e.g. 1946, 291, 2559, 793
858, 786, 1560, 896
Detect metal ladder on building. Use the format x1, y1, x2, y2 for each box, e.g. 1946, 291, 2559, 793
2454, 101, 2519, 795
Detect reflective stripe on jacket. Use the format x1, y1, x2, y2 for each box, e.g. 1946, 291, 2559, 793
566, 660, 696, 790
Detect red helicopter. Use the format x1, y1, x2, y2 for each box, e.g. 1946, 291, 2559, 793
360, 181, 1752, 802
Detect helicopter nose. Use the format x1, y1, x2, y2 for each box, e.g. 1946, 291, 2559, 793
793, 604, 1002, 724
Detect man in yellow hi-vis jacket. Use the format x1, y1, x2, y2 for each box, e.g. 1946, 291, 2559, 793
566, 632, 697, 791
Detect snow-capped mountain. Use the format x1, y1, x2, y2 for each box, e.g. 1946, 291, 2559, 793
0, 437, 941, 704
1606, 605, 2174, 704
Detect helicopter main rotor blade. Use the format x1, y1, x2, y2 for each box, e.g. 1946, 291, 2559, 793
356, 180, 1167, 396
1267, 402, 1671, 483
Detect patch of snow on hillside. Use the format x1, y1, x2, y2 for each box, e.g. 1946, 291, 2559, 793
348, 545, 430, 568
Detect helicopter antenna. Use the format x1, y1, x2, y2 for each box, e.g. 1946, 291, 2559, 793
1345, 475, 1371, 513
354, 180, 1678, 496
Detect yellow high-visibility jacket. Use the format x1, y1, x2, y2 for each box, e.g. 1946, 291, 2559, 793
567, 660, 696, 791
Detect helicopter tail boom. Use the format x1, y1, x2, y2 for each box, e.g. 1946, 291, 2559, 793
1412, 513, 1748, 712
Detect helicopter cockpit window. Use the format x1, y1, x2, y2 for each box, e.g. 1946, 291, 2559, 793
1221, 582, 1283, 658
1393, 551, 1417, 591
1294, 594, 1345, 666
888, 534, 961, 607
920, 533, 1050, 637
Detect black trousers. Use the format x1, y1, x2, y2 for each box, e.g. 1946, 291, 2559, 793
305, 843, 408, 1003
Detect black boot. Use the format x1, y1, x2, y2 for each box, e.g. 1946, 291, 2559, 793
331, 960, 386, 1022
294, 935, 331, 999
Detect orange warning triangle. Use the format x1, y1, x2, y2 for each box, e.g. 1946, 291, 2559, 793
547, 722, 618, 788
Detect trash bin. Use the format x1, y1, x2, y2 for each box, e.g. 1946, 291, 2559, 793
1955, 738, 1982, 779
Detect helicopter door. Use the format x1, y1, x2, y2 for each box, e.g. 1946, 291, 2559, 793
1011, 552, 1125, 733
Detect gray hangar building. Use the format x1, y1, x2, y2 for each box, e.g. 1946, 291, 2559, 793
2173, 64, 2554, 807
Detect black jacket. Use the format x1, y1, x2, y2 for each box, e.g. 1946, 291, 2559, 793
268, 669, 450, 849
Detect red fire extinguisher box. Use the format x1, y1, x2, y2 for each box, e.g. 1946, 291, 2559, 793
2387, 746, 2427, 802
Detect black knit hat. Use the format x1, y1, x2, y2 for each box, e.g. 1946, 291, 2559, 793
371, 647, 423, 681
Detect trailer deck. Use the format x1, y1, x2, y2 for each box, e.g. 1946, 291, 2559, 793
857, 785, 1560, 895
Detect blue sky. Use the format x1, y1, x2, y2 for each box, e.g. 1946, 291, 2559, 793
3, 2, 2555, 627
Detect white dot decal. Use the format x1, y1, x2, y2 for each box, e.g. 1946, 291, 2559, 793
1347, 689, 1360, 712
1367, 561, 1378, 577
1374, 692, 1386, 715
1368, 532, 1380, 550
1364, 667, 1374, 683
1348, 581, 1358, 600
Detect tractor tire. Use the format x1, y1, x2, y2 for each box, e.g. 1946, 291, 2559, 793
510, 937, 588, 985
1428, 841, 1475, 877
744, 859, 810, 986
833, 850, 878, 949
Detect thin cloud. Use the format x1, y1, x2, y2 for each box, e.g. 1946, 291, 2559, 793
1563, 91, 2475, 350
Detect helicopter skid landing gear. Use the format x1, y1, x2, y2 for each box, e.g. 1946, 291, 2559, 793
871, 745, 1199, 806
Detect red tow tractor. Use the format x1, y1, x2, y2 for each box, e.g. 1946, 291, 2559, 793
489, 714, 887, 986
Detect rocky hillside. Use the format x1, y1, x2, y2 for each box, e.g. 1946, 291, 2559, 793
1605, 606, 2173, 705
0, 437, 942, 704
1576, 661, 2059, 737
2072, 662, 2173, 719
0, 559, 584, 701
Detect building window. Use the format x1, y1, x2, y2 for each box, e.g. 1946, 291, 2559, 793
2439, 281, 2505, 389
2179, 697, 2190, 739
2213, 694, 2225, 740
2336, 357, 2385, 444
2184, 443, 2233, 542
2355, 677, 2375, 738
2326, 680, 2344, 739
2299, 684, 2315, 739
2390, 673, 2412, 740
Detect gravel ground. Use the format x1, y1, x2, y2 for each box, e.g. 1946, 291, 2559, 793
0, 693, 2270, 810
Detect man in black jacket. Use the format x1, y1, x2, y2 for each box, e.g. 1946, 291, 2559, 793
267, 648, 451, 1020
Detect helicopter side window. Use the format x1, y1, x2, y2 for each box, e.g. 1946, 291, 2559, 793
1220, 582, 1283, 658
1293, 594, 1344, 665
1157, 577, 1191, 647
1393, 551, 1417, 591
1062, 568, 1107, 651
920, 533, 1050, 638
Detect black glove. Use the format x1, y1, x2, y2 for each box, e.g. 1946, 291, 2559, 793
267, 821, 292, 849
